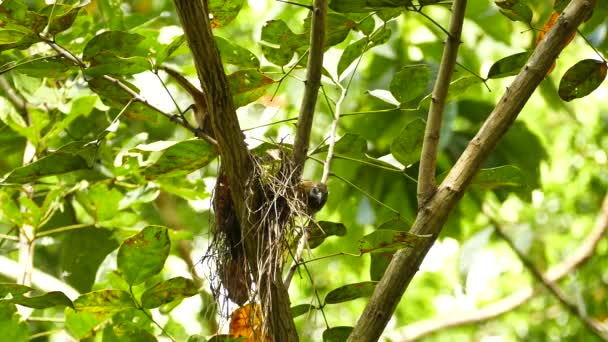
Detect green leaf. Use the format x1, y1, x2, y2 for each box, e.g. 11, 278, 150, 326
337, 28, 391, 77
156, 34, 185, 66
88, 77, 159, 121
359, 229, 427, 254
228, 69, 275, 108
323, 326, 354, 342
44, 96, 98, 140
111, 322, 158, 342
216, 36, 260, 69
117, 226, 171, 286
291, 304, 315, 318
330, 0, 413, 13
76, 183, 122, 222
142, 139, 218, 179
554, 0, 571, 12
39, 4, 82, 36
370, 217, 414, 280
325, 281, 377, 304
0, 302, 29, 342
390, 118, 425, 167
141, 277, 199, 309
73, 290, 135, 314
558, 59, 607, 101
9, 55, 77, 78
209, 0, 245, 28
83, 31, 146, 62
390, 64, 430, 103
418, 76, 480, 109
65, 307, 110, 339
10, 290, 73, 309
85, 53, 150, 77
261, 20, 308, 66
61, 227, 119, 293
495, 0, 533, 23
2, 144, 90, 184
308, 221, 347, 248
472, 165, 526, 189
487, 51, 532, 79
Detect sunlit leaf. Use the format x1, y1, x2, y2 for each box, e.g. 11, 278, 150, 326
216, 36, 259, 69
73, 290, 135, 314
325, 281, 377, 304
0, 302, 29, 341
472, 165, 526, 189
558, 59, 607, 101
65, 307, 110, 340
359, 229, 428, 254
209, 0, 245, 28
141, 277, 199, 309
495, 0, 533, 23
142, 139, 218, 179
228, 69, 275, 108
117, 226, 171, 286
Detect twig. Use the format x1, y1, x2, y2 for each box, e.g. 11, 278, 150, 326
291, 0, 328, 179
485, 205, 608, 341
348, 1, 596, 340
284, 82, 347, 288
417, 0, 467, 206
34, 223, 93, 238
41, 37, 217, 146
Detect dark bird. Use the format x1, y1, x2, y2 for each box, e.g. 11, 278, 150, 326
299, 180, 328, 214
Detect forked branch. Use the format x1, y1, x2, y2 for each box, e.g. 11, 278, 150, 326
348, 0, 597, 340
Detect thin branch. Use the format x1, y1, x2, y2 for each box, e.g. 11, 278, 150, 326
417, 0, 467, 206
284, 82, 346, 288
41, 37, 217, 146
291, 0, 328, 179
485, 206, 608, 340
34, 223, 93, 238
349, 1, 597, 340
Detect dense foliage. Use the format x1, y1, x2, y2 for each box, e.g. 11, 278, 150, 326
0, 0, 607, 341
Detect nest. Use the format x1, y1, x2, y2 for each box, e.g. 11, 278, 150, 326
205, 148, 310, 335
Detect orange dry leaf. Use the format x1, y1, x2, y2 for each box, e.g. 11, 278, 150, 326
229, 303, 270, 342
535, 11, 577, 75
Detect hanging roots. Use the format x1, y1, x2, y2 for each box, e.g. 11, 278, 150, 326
206, 147, 312, 336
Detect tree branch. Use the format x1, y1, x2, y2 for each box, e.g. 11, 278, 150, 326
172, 1, 298, 340
417, 0, 467, 206
291, 0, 328, 178
348, 1, 597, 340
486, 206, 608, 340
389, 194, 608, 341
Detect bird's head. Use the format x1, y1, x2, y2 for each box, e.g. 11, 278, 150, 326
300, 181, 328, 214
